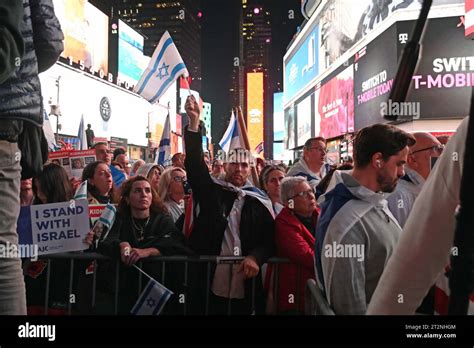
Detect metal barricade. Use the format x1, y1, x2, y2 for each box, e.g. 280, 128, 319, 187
26, 252, 314, 316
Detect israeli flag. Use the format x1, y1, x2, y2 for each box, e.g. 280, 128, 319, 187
156, 113, 171, 165
134, 31, 189, 104
131, 279, 173, 315
78, 115, 88, 150
110, 165, 127, 188
74, 181, 88, 200
218, 111, 244, 153
98, 203, 117, 229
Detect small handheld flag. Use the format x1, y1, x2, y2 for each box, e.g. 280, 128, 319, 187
218, 111, 244, 153
134, 31, 189, 104
131, 268, 174, 315
156, 113, 171, 165
78, 115, 88, 150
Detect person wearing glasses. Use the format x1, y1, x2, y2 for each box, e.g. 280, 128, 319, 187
287, 137, 327, 189
315, 124, 415, 314
93, 142, 112, 166
267, 176, 317, 314
157, 167, 189, 222
387, 132, 443, 228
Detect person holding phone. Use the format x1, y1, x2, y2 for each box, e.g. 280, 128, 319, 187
157, 166, 189, 222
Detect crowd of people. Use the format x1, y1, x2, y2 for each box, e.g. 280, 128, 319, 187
0, 0, 469, 317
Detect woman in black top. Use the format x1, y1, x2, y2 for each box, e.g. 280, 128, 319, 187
98, 176, 191, 314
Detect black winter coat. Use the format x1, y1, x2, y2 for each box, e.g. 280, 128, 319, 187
184, 127, 275, 314
0, 0, 63, 126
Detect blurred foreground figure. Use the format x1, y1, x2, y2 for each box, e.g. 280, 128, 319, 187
0, 0, 63, 315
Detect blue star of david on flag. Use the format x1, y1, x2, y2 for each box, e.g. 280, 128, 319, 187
134, 31, 189, 104
131, 278, 173, 315
157, 62, 170, 80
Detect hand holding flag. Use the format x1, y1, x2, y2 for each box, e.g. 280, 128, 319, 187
134, 31, 189, 104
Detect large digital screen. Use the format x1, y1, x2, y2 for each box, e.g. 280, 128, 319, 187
273, 92, 284, 142
53, 0, 109, 74
315, 64, 354, 139
284, 25, 319, 103
296, 94, 312, 147
284, 106, 295, 150
402, 16, 472, 119
247, 72, 264, 155
353, 24, 398, 130
118, 20, 147, 85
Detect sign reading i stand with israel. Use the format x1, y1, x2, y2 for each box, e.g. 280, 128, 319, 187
17, 200, 90, 256
134, 31, 189, 103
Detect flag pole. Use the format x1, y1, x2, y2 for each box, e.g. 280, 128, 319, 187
235, 106, 260, 188
133, 264, 159, 283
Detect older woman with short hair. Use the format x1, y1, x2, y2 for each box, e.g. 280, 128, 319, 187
268, 176, 317, 314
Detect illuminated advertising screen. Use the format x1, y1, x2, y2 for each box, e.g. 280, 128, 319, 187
284, 106, 296, 150
118, 20, 146, 85
353, 24, 398, 130
246, 72, 264, 155
284, 24, 319, 104
273, 92, 284, 142
296, 94, 313, 147
315, 64, 354, 139
53, 0, 109, 74
401, 16, 472, 119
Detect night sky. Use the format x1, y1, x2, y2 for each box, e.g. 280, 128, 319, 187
91, 0, 303, 148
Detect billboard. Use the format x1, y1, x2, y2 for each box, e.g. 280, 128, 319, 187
273, 92, 284, 142
284, 25, 320, 103
401, 16, 473, 119
246, 72, 264, 155
315, 64, 354, 138
53, 0, 109, 74
118, 20, 147, 86
354, 24, 398, 129
296, 94, 313, 147
284, 105, 296, 150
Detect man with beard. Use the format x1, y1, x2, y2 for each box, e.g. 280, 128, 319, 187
184, 96, 275, 315
314, 124, 415, 314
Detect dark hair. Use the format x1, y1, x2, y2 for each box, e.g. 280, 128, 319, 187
172, 153, 183, 162
118, 176, 167, 215
259, 164, 286, 192
82, 160, 113, 200
304, 137, 326, 149
113, 147, 126, 161
353, 124, 416, 168
33, 163, 72, 204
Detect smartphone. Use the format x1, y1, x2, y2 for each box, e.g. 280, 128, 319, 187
183, 180, 192, 195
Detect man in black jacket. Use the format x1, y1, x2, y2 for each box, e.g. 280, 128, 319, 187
184, 96, 275, 315
0, 0, 63, 315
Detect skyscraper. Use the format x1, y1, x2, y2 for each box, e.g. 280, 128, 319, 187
111, 0, 202, 92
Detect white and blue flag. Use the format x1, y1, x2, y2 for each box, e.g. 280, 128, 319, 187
131, 278, 173, 315
74, 181, 88, 200
218, 111, 244, 153
77, 115, 88, 150
134, 31, 189, 104
156, 113, 171, 165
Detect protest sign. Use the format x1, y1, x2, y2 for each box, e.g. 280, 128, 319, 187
49, 149, 96, 179
17, 200, 90, 256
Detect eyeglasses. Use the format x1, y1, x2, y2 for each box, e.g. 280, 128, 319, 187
290, 189, 315, 200
307, 147, 328, 154
173, 176, 187, 182
410, 144, 445, 156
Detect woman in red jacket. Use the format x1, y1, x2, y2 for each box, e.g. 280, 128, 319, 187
269, 176, 317, 314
